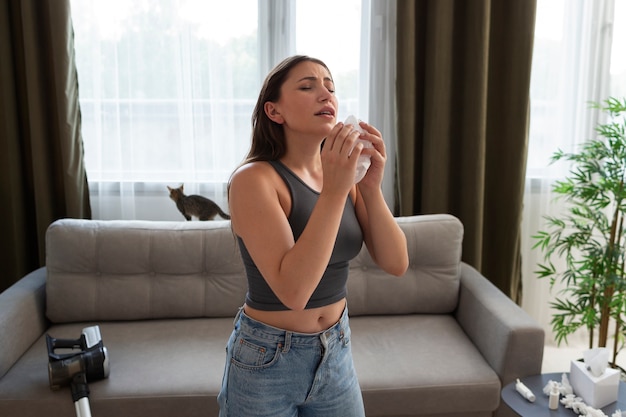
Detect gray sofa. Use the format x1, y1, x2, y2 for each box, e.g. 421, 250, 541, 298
0, 214, 543, 417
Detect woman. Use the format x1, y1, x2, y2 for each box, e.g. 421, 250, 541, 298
218, 55, 409, 417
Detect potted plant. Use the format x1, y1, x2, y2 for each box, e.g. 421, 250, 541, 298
533, 97, 626, 368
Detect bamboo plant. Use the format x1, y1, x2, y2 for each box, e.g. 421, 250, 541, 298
533, 97, 626, 368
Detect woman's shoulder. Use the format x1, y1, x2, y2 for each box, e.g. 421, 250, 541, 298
232, 160, 273, 179
229, 160, 291, 231
230, 161, 281, 192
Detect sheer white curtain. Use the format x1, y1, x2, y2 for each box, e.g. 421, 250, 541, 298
522, 0, 626, 348
71, 0, 395, 220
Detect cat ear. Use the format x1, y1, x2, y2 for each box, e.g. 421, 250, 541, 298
167, 186, 172, 191
264, 102, 284, 124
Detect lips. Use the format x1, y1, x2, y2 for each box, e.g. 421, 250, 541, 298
315, 106, 335, 117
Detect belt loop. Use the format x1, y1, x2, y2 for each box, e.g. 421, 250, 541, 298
340, 307, 348, 330
283, 331, 292, 353
320, 331, 329, 348
233, 306, 243, 326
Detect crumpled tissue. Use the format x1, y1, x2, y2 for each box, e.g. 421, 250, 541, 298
345, 115, 373, 183
584, 348, 610, 377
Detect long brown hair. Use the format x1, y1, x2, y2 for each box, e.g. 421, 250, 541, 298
245, 55, 332, 163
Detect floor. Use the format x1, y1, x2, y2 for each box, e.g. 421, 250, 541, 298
542, 345, 586, 373
542, 344, 626, 373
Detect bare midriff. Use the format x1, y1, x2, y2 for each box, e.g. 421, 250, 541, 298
243, 298, 346, 333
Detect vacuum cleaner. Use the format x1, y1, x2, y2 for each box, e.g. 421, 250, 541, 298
46, 325, 110, 417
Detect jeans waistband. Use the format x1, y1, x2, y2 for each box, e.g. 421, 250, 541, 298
234, 306, 349, 347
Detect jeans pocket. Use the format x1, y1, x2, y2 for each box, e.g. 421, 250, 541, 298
231, 336, 281, 370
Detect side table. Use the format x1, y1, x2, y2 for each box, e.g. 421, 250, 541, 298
501, 372, 626, 416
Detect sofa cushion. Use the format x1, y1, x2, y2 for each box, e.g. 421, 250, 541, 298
0, 313, 499, 417
351, 315, 500, 416
46, 220, 246, 323
347, 214, 463, 315
46, 214, 463, 323
0, 319, 231, 417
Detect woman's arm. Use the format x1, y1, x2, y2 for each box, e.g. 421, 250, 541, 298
354, 121, 409, 276
355, 186, 409, 276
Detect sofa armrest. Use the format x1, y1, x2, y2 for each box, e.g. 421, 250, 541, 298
0, 267, 48, 378
455, 263, 544, 386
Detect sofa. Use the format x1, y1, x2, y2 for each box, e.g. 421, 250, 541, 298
0, 214, 543, 417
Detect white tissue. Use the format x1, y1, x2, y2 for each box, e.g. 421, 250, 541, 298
344, 115, 373, 183
583, 348, 610, 377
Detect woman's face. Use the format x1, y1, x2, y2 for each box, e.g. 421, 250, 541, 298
265, 60, 338, 139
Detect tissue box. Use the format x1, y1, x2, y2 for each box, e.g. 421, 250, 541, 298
570, 360, 620, 408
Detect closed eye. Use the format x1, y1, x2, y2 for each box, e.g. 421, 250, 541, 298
298, 85, 334, 94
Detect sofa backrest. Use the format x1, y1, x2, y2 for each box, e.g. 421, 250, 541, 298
45, 219, 246, 322
347, 214, 463, 315
45, 214, 463, 323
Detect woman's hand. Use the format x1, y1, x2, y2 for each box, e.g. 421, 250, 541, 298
321, 122, 363, 197
355, 121, 386, 191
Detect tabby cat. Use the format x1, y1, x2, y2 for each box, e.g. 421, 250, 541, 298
167, 184, 231, 221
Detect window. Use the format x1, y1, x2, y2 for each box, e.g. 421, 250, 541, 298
526, 0, 626, 179
70, 0, 376, 220
611, 0, 626, 94
522, 0, 626, 344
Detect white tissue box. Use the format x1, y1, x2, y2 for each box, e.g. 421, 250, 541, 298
570, 359, 620, 408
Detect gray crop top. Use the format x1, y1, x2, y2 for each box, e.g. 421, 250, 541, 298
237, 160, 364, 311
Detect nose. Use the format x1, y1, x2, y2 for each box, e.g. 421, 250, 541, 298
319, 88, 333, 102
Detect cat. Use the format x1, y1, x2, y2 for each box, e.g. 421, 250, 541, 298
167, 184, 231, 221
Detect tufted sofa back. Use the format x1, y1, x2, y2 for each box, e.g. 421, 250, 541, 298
45, 214, 463, 323
346, 214, 463, 315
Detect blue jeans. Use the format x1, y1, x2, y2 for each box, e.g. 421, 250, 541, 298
217, 306, 365, 417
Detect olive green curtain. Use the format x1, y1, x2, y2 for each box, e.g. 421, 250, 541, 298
0, 0, 90, 293
396, 0, 536, 302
